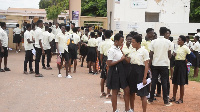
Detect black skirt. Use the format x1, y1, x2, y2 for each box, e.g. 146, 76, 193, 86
100, 55, 107, 80
13, 34, 21, 43
80, 43, 88, 56
170, 55, 175, 68
107, 62, 128, 90
86, 47, 97, 62
69, 45, 77, 60
172, 60, 188, 85
192, 51, 199, 67
128, 64, 149, 96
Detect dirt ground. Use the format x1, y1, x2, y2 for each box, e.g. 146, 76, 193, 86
0, 50, 200, 112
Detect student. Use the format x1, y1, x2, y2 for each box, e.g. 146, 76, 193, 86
169, 35, 191, 104
185, 36, 193, 48
191, 36, 200, 77
80, 29, 89, 67
97, 31, 103, 70
69, 23, 75, 34
125, 35, 149, 112
141, 28, 154, 52
107, 33, 130, 112
48, 28, 55, 63
148, 27, 172, 106
23, 24, 35, 74
88, 25, 93, 39
55, 25, 72, 78
52, 23, 61, 53
41, 26, 53, 70
100, 30, 113, 99
169, 37, 175, 79
13, 24, 22, 53
68, 27, 80, 73
110, 30, 114, 41
87, 32, 98, 74
0, 22, 11, 72
34, 20, 45, 77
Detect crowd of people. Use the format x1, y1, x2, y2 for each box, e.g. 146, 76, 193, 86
0, 20, 200, 112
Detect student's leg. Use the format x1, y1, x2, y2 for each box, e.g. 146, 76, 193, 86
160, 67, 169, 104
42, 53, 45, 68
92, 62, 96, 73
123, 86, 130, 111
156, 82, 161, 96
112, 89, 118, 112
69, 59, 71, 73
29, 51, 33, 72
81, 55, 86, 66
130, 93, 135, 110
35, 48, 42, 75
65, 60, 69, 76
46, 49, 51, 67
101, 78, 105, 93
16, 44, 18, 52
0, 57, 2, 70
149, 66, 159, 102
4, 56, 7, 68
180, 85, 184, 100
141, 96, 147, 112
24, 51, 29, 72
73, 59, 77, 73
172, 84, 178, 99
170, 67, 174, 79
88, 61, 92, 72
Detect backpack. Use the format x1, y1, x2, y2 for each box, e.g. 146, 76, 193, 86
68, 35, 76, 52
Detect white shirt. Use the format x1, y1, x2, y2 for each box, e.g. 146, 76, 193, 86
34, 27, 43, 48
0, 28, 8, 47
13, 27, 21, 34
87, 38, 98, 47
100, 39, 114, 56
184, 41, 193, 48
97, 37, 103, 51
129, 47, 149, 66
55, 32, 70, 53
149, 36, 172, 66
107, 45, 123, 62
24, 30, 34, 51
192, 41, 200, 52
30, 30, 36, 40
42, 31, 53, 50
81, 35, 88, 42
69, 33, 80, 44
53, 27, 61, 36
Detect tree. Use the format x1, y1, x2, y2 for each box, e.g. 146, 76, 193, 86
190, 0, 200, 23
39, 0, 51, 9
81, 0, 107, 17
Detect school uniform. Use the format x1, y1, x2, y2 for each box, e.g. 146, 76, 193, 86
128, 47, 149, 96
24, 30, 34, 72
87, 38, 98, 62
141, 39, 151, 52
148, 36, 172, 104
107, 45, 128, 90
52, 27, 61, 53
34, 27, 43, 74
110, 35, 114, 41
69, 33, 80, 60
170, 42, 176, 68
97, 36, 103, 69
100, 39, 114, 80
80, 34, 88, 56
0, 27, 9, 58
184, 41, 193, 48
55, 32, 70, 62
173, 45, 191, 85
13, 27, 21, 44
41, 31, 53, 68
191, 41, 200, 67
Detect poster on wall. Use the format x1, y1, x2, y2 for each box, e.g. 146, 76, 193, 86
116, 21, 121, 30
131, 0, 147, 9
72, 11, 79, 20
115, 0, 120, 4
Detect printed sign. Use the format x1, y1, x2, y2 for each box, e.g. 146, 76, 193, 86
131, 0, 147, 9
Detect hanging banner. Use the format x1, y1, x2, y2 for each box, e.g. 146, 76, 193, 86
72, 11, 79, 20
131, 0, 147, 9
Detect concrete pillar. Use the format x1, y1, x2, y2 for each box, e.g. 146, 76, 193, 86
69, 0, 81, 27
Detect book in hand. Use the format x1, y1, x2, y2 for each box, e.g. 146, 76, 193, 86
137, 78, 151, 90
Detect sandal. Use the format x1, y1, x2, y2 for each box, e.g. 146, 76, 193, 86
169, 97, 176, 102
106, 94, 112, 99
175, 99, 183, 104
35, 74, 44, 77
29, 71, 35, 74
100, 92, 106, 98
0, 69, 5, 72
4, 67, 11, 71
24, 71, 28, 74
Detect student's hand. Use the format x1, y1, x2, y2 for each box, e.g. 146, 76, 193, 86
143, 78, 147, 85
120, 55, 126, 61
42, 50, 45, 55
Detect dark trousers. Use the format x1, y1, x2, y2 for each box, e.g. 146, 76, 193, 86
35, 48, 42, 74
51, 39, 56, 53
24, 50, 33, 72
42, 49, 51, 67
98, 51, 102, 69
157, 77, 170, 96
150, 66, 169, 104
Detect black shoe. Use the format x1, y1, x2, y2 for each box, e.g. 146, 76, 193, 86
81, 64, 83, 67
89, 71, 93, 74
42, 67, 46, 69
4, 67, 11, 71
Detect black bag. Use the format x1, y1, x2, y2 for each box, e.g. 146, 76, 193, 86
68, 35, 76, 52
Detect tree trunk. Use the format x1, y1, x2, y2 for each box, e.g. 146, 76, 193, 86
53, 18, 58, 24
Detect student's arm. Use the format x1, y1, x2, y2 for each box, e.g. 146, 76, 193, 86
27, 39, 34, 43
107, 55, 125, 67
168, 50, 171, 59
39, 39, 45, 55
149, 51, 154, 68
143, 60, 149, 85
0, 40, 3, 52
100, 54, 103, 65
124, 57, 130, 63
56, 42, 59, 55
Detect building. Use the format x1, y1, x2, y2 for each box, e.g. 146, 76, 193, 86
107, 0, 200, 37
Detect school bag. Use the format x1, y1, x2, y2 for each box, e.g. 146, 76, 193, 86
67, 35, 76, 52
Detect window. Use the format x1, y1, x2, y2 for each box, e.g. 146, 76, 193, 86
145, 12, 159, 22
29, 16, 34, 19
39, 16, 44, 19
59, 17, 64, 20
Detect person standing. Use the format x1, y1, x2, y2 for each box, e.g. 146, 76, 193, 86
185, 36, 193, 49
0, 22, 11, 72
52, 23, 61, 53
34, 20, 45, 77
148, 27, 172, 106
80, 29, 89, 67
41, 26, 53, 70
13, 24, 22, 53
23, 24, 34, 74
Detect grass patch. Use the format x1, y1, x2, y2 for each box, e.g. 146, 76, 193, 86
188, 66, 200, 82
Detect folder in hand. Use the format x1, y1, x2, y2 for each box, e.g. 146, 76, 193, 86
137, 78, 151, 90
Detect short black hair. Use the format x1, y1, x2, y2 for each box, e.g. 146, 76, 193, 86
81, 26, 84, 30
1, 22, 6, 27
98, 32, 102, 37
186, 36, 190, 39
167, 29, 171, 34
114, 33, 124, 41
179, 35, 186, 43
16, 24, 19, 27
49, 22, 52, 25
130, 31, 138, 36
66, 26, 70, 32
197, 29, 200, 32
133, 35, 142, 44
85, 29, 89, 32
48, 28, 52, 33
169, 37, 173, 42
111, 30, 113, 34
159, 27, 168, 35
126, 34, 133, 39
90, 32, 95, 37
88, 25, 92, 28
119, 31, 123, 35
195, 36, 199, 41
104, 30, 111, 38
37, 20, 43, 26
72, 27, 78, 32
45, 26, 49, 31
146, 28, 154, 33
26, 24, 31, 29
